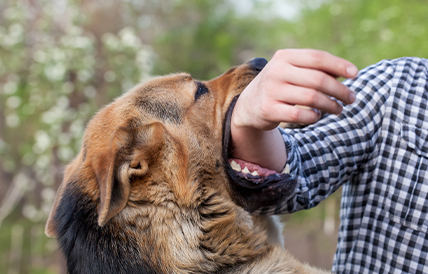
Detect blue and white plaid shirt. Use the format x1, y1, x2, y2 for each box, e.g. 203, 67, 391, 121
256, 57, 428, 273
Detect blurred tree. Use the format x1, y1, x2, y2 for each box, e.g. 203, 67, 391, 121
150, 0, 261, 78
0, 0, 152, 272
1, 0, 427, 272
123, 0, 285, 79
282, 0, 428, 69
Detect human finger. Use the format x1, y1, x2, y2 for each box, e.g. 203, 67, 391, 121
283, 65, 356, 105
268, 102, 322, 125
273, 49, 358, 78
274, 83, 343, 115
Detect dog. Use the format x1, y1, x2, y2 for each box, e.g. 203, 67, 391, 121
45, 58, 329, 274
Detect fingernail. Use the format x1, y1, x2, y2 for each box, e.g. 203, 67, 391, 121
337, 104, 343, 114
314, 108, 321, 119
349, 91, 356, 104
346, 65, 358, 77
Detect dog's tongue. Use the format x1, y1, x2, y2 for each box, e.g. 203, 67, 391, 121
228, 158, 278, 177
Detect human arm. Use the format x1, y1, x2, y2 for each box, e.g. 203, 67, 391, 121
230, 49, 358, 172
233, 58, 395, 214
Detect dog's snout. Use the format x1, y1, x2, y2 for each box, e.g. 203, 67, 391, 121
248, 58, 268, 71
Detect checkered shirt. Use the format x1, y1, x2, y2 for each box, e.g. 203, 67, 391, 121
255, 57, 428, 273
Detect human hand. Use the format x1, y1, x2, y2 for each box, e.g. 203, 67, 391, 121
233, 49, 358, 131
230, 49, 358, 172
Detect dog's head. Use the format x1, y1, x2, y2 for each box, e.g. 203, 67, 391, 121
45, 58, 299, 272
46, 58, 296, 239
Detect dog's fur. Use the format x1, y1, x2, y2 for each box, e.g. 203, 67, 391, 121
45, 59, 329, 274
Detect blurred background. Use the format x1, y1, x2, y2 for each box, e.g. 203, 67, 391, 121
0, 0, 427, 273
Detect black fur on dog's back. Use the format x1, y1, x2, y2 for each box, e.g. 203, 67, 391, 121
54, 182, 159, 274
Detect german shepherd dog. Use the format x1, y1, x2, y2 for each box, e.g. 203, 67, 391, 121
45, 58, 329, 274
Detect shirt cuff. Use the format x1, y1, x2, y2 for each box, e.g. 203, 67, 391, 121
278, 127, 301, 179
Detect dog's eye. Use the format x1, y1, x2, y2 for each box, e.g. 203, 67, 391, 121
195, 82, 209, 101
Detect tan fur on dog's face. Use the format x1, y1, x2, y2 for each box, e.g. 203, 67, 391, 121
71, 63, 256, 223
45, 61, 267, 270
45, 59, 327, 274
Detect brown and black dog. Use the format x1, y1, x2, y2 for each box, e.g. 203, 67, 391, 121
45, 58, 329, 274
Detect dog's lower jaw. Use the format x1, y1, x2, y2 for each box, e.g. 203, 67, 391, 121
222, 96, 298, 213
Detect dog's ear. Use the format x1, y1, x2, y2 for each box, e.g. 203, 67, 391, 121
95, 122, 166, 227
45, 122, 166, 237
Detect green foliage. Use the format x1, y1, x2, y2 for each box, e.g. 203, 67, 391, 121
0, 0, 152, 272
1, 0, 427, 272
0, 0, 152, 220
151, 0, 428, 79
283, 0, 428, 69
151, 0, 282, 79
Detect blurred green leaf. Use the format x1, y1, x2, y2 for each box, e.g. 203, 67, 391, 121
1, 0, 428, 272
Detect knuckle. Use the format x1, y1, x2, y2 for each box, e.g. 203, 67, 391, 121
274, 49, 285, 57
312, 73, 327, 88
273, 49, 290, 60
288, 108, 301, 122
306, 92, 319, 106
309, 50, 326, 64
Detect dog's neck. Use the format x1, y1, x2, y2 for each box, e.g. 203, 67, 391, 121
55, 178, 271, 274
123, 183, 272, 273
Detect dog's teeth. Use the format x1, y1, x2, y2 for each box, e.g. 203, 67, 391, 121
230, 161, 241, 172
282, 164, 290, 174
251, 171, 259, 176
242, 167, 250, 174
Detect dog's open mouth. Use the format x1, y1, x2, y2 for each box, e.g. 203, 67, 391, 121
222, 95, 298, 213
228, 158, 290, 180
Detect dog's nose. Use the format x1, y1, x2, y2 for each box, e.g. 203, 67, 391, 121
248, 58, 268, 71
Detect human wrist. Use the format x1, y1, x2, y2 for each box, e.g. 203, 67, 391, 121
230, 120, 287, 173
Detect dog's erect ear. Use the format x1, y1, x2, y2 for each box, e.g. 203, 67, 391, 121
95, 122, 166, 227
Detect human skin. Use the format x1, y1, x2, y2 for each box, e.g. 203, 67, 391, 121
230, 49, 359, 172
